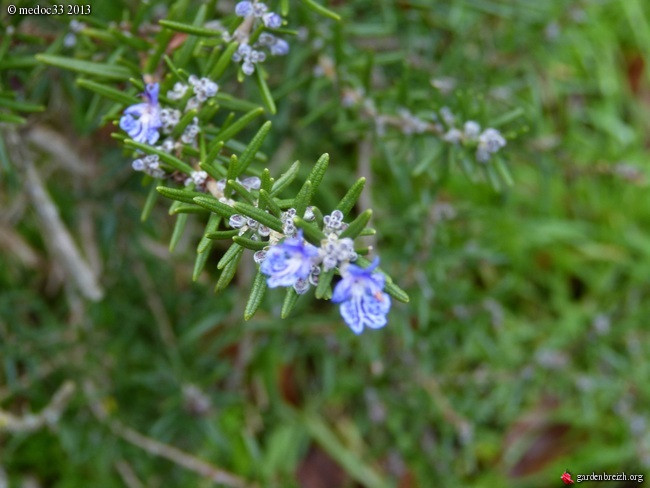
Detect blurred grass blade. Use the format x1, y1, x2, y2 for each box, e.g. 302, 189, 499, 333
37, 55, 132, 80
159, 19, 223, 37
299, 0, 341, 21
299, 412, 389, 488
254, 67, 277, 115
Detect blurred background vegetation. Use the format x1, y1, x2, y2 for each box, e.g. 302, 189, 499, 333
2, 0, 650, 486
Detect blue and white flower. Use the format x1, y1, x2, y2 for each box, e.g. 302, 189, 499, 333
476, 128, 506, 162
160, 108, 181, 134
260, 230, 319, 288
119, 83, 162, 145
180, 117, 200, 145
231, 2, 289, 75
332, 258, 391, 334
184, 170, 208, 189
188, 75, 219, 103
263, 12, 282, 28
131, 154, 165, 179
167, 82, 188, 101
322, 210, 348, 235
319, 235, 357, 271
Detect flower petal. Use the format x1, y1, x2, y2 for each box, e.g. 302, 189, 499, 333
123, 103, 148, 117
331, 277, 353, 303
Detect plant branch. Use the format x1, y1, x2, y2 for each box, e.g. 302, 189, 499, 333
83, 380, 252, 488
0, 381, 76, 433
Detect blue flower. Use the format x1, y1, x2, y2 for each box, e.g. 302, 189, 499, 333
119, 83, 162, 145
263, 12, 282, 28
270, 38, 289, 56
260, 230, 319, 288
235, 1, 253, 16
332, 258, 391, 334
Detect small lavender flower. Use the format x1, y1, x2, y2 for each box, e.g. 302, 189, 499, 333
242, 61, 255, 76
476, 128, 506, 162
239, 176, 261, 191
69, 19, 86, 33
229, 214, 270, 239
398, 108, 428, 135
463, 121, 481, 141
304, 206, 315, 221
235, 1, 254, 16
252, 2, 269, 17
160, 108, 181, 134
185, 170, 208, 188
430, 76, 457, 95
308, 264, 320, 285
185, 96, 201, 111
254, 249, 268, 264
319, 235, 357, 271
132, 154, 165, 179
439, 106, 455, 126
188, 75, 219, 103
293, 278, 310, 295
263, 12, 282, 28
443, 128, 462, 144
120, 83, 162, 145
323, 210, 348, 235
159, 138, 175, 153
167, 82, 188, 101
229, 214, 247, 231
232, 43, 267, 76
180, 117, 200, 145
281, 208, 298, 237
258, 33, 276, 46
332, 258, 391, 334
260, 230, 319, 288
269, 38, 289, 56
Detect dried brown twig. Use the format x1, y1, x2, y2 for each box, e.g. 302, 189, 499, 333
0, 381, 76, 433
4, 129, 103, 301
83, 380, 253, 488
